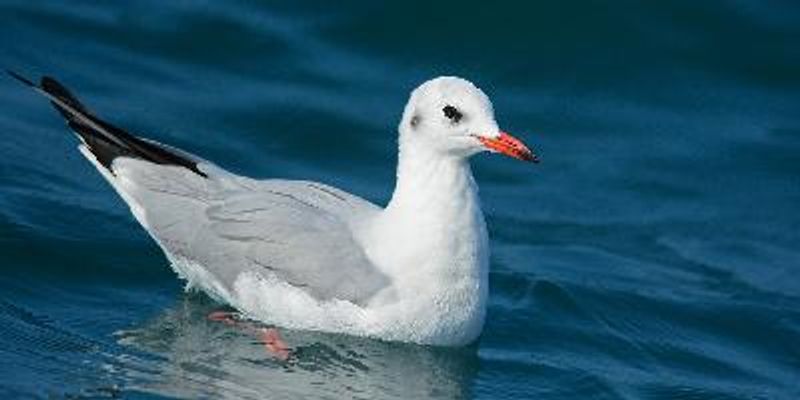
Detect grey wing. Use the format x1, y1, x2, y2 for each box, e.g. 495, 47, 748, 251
107, 158, 389, 305
201, 190, 390, 304
16, 72, 388, 304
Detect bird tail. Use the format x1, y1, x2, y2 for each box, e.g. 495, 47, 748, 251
7, 70, 207, 178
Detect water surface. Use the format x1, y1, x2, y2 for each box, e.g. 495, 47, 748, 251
1, 1, 799, 398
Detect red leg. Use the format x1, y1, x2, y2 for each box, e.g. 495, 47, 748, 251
208, 311, 291, 360
259, 328, 291, 361
207, 311, 238, 326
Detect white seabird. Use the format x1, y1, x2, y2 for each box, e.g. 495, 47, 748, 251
10, 72, 537, 346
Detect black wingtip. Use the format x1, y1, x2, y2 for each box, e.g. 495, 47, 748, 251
6, 70, 36, 87
8, 70, 209, 178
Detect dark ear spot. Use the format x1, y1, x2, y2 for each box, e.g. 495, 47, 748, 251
410, 114, 421, 128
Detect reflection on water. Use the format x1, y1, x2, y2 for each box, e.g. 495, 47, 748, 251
2, 1, 799, 398
115, 293, 479, 399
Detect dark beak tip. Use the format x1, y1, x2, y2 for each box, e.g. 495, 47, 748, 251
524, 151, 540, 164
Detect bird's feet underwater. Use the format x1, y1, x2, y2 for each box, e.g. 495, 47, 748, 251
208, 311, 291, 360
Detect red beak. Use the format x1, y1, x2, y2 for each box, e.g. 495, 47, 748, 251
477, 132, 539, 163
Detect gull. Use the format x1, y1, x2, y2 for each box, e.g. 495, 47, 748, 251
9, 71, 538, 347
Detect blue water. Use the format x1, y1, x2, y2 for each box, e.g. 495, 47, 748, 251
1, 1, 799, 398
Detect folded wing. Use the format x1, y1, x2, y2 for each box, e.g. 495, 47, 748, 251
113, 159, 388, 305
9, 71, 389, 306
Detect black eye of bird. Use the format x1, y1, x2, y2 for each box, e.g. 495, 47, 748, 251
442, 105, 462, 123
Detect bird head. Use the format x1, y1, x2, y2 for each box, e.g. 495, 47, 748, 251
399, 77, 538, 163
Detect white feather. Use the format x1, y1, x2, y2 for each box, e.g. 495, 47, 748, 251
79, 77, 498, 346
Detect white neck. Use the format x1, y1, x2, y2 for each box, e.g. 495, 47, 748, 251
386, 137, 477, 215
362, 133, 489, 296
356, 134, 489, 343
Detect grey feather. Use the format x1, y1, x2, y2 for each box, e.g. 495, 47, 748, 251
112, 157, 389, 305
